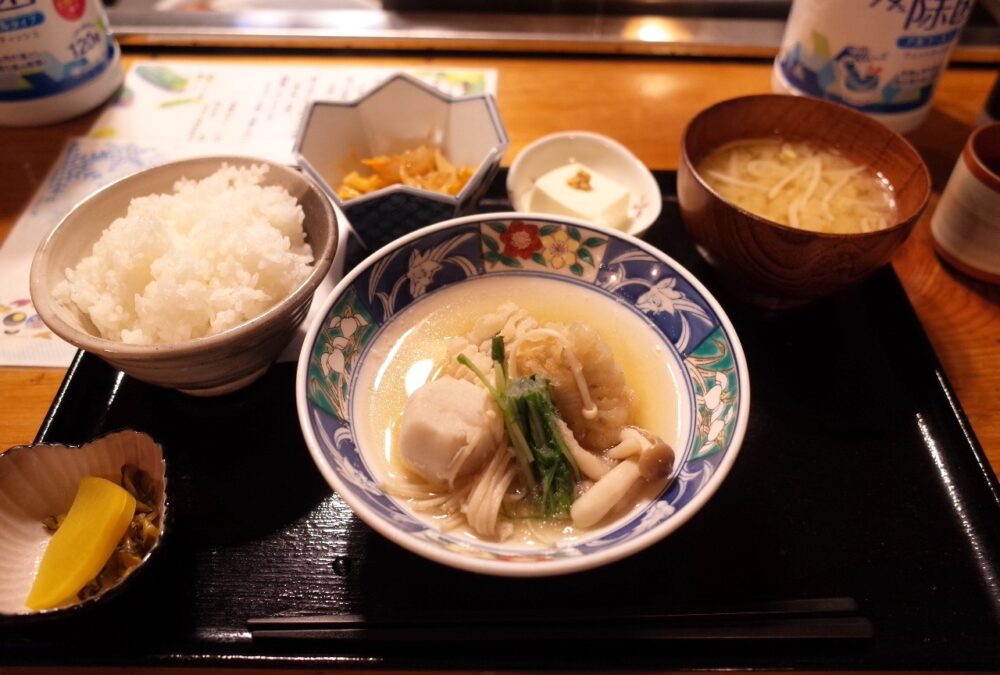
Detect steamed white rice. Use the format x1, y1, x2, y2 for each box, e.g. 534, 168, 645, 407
54, 164, 314, 345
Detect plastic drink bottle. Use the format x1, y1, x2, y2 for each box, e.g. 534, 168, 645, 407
0, 0, 122, 126
772, 0, 974, 134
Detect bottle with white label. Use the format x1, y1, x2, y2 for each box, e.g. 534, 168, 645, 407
772, 0, 974, 134
0, 0, 122, 127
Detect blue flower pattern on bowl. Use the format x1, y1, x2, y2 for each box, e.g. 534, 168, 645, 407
597, 243, 718, 355
305, 217, 745, 565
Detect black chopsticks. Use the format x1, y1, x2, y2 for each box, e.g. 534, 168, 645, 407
248, 596, 873, 643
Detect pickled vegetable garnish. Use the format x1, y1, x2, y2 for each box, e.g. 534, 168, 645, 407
27, 476, 136, 610
335, 145, 473, 200
27, 465, 162, 610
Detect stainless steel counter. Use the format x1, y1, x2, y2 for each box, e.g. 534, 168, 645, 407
105, 1, 1000, 61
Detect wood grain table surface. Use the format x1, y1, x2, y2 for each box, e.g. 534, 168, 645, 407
1, 52, 997, 478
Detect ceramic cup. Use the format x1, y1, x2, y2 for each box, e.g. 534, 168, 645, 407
931, 122, 1000, 284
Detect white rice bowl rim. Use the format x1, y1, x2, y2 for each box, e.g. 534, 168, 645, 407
296, 211, 750, 577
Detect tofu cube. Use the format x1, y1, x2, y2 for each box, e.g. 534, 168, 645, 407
530, 163, 630, 230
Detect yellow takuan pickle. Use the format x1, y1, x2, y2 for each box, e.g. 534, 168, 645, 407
26, 476, 136, 610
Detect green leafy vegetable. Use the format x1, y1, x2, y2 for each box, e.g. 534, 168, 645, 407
458, 336, 580, 517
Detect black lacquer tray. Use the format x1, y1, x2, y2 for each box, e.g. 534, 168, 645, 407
4, 171, 1000, 670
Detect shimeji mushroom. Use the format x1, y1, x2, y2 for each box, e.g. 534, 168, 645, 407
555, 417, 613, 481
569, 426, 675, 528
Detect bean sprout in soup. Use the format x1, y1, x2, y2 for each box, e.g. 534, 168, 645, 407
697, 138, 897, 234
352, 275, 682, 548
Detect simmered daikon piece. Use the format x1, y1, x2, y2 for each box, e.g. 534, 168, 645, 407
399, 376, 504, 486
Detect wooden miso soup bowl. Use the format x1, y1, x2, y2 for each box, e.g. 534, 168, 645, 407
678, 95, 931, 308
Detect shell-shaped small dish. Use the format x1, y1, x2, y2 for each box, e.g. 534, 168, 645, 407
0, 430, 167, 619
506, 131, 662, 238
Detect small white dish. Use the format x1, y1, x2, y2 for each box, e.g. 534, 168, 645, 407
506, 131, 661, 238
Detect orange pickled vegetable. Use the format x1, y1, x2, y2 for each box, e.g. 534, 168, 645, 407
26, 476, 136, 610
335, 145, 472, 200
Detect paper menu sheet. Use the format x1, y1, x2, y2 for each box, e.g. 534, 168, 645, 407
0, 61, 497, 368
90, 62, 496, 151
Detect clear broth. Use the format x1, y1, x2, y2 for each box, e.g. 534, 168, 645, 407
352, 274, 683, 547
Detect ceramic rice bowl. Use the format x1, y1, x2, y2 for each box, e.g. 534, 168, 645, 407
297, 212, 749, 577
29, 156, 339, 396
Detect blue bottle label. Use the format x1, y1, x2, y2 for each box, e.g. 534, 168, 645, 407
776, 0, 973, 115
0, 1, 115, 102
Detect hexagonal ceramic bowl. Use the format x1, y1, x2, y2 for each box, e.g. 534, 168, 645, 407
295, 73, 508, 252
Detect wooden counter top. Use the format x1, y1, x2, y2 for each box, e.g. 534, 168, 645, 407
1, 53, 997, 477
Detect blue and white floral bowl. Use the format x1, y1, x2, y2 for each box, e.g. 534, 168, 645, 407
296, 213, 749, 576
